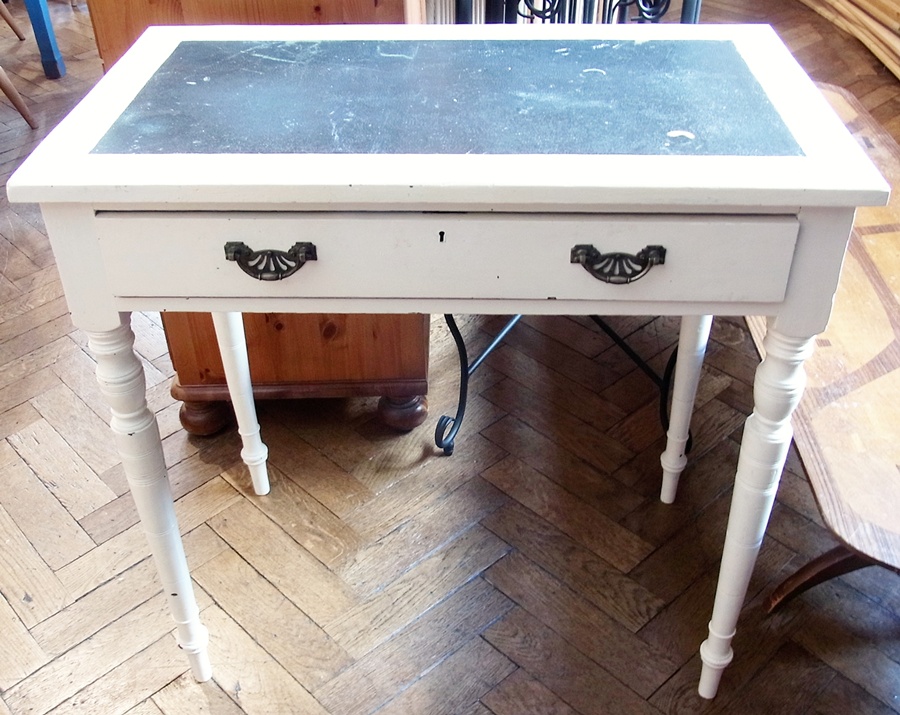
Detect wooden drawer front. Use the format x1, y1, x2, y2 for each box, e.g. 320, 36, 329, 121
96, 212, 798, 303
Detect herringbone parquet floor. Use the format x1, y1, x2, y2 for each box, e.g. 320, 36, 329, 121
0, 1, 898, 714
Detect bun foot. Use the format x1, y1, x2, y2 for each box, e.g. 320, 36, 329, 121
377, 395, 428, 432
179, 400, 231, 436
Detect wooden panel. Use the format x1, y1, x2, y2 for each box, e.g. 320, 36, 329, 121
162, 312, 429, 396
85, 0, 185, 69
86, 0, 408, 69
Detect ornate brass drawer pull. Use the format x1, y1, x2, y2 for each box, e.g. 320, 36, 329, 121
570, 244, 666, 284
224, 241, 317, 281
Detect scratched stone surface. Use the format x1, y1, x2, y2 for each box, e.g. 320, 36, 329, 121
92, 39, 803, 156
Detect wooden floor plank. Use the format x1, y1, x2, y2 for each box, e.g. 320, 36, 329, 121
207, 499, 359, 625
483, 502, 665, 632
201, 605, 330, 715
57, 478, 241, 601
482, 378, 634, 475
484, 607, 662, 715
193, 547, 353, 692
484, 343, 627, 431
324, 525, 510, 658
485, 551, 679, 699
44, 635, 188, 715
371, 637, 516, 715
260, 420, 376, 517
793, 587, 900, 709
0, 591, 47, 692
726, 641, 836, 715
0, 502, 69, 628
339, 431, 506, 540
81, 431, 241, 544
152, 672, 244, 715
314, 577, 512, 715
4, 593, 182, 715
481, 668, 581, 715
31, 525, 226, 659
805, 672, 900, 715
338, 476, 507, 594
6, 418, 116, 520
481, 414, 644, 521
218, 462, 364, 569
482, 455, 653, 573
0, 444, 95, 570
29, 382, 122, 476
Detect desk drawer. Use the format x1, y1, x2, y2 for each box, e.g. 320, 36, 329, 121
95, 212, 798, 304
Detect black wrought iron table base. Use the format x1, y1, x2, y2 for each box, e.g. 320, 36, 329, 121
434, 314, 692, 457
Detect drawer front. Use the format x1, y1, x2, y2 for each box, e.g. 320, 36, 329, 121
96, 212, 798, 304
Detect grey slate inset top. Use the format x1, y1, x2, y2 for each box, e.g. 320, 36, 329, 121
92, 39, 803, 157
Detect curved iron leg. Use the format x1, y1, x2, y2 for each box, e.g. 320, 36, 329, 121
435, 315, 470, 456
435, 314, 522, 455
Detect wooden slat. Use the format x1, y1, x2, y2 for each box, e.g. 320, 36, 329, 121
314, 577, 512, 715
372, 637, 515, 715
485, 551, 679, 698
152, 672, 244, 715
7, 418, 116, 520
193, 547, 352, 691
0, 590, 47, 691
482, 669, 580, 715
798, 0, 900, 79
483, 502, 664, 632
482, 455, 653, 573
200, 605, 330, 715
324, 525, 509, 658
4, 593, 184, 714
57, 478, 241, 600
0, 440, 94, 571
32, 525, 226, 658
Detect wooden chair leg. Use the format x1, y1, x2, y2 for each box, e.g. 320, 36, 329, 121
0, 65, 38, 128
765, 545, 877, 613
0, 2, 26, 41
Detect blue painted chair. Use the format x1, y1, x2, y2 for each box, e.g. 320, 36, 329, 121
20, 0, 66, 79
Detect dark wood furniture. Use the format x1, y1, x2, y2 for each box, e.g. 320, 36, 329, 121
85, 0, 411, 69
163, 313, 429, 435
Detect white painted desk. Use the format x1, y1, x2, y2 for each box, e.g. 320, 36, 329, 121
8, 23, 888, 699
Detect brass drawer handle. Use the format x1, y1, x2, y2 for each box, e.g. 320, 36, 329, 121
570, 244, 666, 284
224, 241, 317, 281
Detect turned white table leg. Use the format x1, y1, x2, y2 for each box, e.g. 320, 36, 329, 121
88, 314, 211, 681
698, 328, 815, 698
211, 311, 270, 495
659, 314, 712, 504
